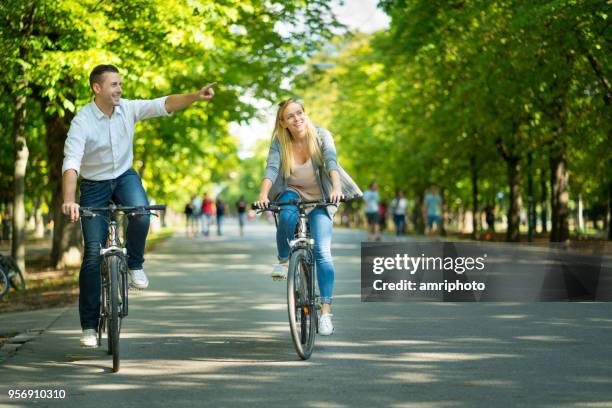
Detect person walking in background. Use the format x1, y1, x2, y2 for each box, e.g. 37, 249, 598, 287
391, 189, 408, 237
191, 194, 202, 238
216, 197, 225, 236
201, 192, 214, 237
363, 181, 381, 241
184, 199, 194, 236
236, 195, 247, 237
424, 185, 443, 235
378, 199, 388, 235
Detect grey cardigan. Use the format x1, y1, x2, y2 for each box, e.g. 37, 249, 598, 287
263, 126, 363, 217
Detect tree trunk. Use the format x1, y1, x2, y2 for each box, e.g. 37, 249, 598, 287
549, 146, 570, 242
470, 155, 480, 240
608, 179, 612, 241
33, 196, 45, 238
440, 187, 447, 237
45, 111, 81, 268
10, 3, 37, 275
540, 169, 548, 233
506, 158, 521, 242
577, 193, 584, 234
11, 89, 29, 274
496, 136, 521, 242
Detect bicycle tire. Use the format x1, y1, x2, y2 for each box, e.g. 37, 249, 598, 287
1, 256, 25, 291
287, 248, 316, 360
99, 262, 110, 353
0, 267, 8, 298
109, 255, 122, 372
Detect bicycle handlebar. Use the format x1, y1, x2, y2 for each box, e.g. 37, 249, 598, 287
251, 196, 357, 212
79, 204, 166, 217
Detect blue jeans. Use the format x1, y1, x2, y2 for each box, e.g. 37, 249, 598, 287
78, 168, 149, 330
217, 215, 224, 235
276, 190, 335, 304
393, 214, 406, 236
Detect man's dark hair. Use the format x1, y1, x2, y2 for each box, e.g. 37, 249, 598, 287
89, 64, 119, 89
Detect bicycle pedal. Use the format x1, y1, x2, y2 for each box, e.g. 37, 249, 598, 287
128, 286, 144, 294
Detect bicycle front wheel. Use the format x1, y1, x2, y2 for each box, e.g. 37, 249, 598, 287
287, 248, 316, 360
108, 255, 123, 373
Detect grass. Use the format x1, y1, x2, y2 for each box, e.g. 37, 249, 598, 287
0, 227, 175, 314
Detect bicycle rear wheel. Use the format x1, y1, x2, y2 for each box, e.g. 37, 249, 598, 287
1, 256, 25, 291
287, 248, 316, 360
108, 255, 123, 372
0, 268, 8, 298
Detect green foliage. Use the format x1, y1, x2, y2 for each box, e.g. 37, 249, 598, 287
0, 0, 340, 216
296, 0, 610, 233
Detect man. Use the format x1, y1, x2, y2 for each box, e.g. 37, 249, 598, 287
61, 64, 215, 348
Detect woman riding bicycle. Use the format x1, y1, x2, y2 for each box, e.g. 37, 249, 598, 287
255, 98, 361, 336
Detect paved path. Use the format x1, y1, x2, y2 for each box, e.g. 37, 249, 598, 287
1, 220, 611, 407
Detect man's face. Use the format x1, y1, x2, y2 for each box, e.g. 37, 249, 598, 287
93, 72, 122, 106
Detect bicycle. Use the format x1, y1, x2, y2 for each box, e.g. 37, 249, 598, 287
79, 204, 166, 373
254, 197, 344, 360
0, 254, 26, 299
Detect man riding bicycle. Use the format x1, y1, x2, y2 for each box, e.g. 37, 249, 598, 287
61, 64, 216, 348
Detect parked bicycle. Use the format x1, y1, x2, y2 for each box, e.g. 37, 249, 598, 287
0, 254, 26, 299
254, 197, 346, 360
79, 204, 166, 372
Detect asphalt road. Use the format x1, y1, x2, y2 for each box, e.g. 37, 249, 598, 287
1, 220, 611, 408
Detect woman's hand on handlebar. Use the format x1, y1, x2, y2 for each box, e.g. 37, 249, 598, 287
254, 195, 270, 209
329, 186, 343, 205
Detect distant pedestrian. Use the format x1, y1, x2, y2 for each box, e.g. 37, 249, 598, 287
201, 192, 214, 237
391, 189, 408, 236
378, 199, 388, 233
191, 194, 203, 237
236, 195, 247, 237
184, 199, 194, 236
216, 198, 225, 236
363, 182, 381, 241
424, 185, 442, 235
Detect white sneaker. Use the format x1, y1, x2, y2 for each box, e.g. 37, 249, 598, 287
318, 313, 334, 336
271, 263, 288, 280
80, 329, 98, 348
128, 268, 149, 289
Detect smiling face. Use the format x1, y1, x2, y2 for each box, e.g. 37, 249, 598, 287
280, 101, 308, 137
92, 72, 122, 107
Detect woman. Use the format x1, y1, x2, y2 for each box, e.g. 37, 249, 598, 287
255, 99, 361, 336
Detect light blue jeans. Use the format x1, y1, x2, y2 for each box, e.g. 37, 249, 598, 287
276, 190, 334, 304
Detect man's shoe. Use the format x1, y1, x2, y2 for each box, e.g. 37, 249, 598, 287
128, 268, 149, 289
271, 263, 288, 280
318, 314, 334, 336
80, 329, 98, 348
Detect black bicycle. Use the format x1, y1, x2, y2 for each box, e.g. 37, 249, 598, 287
0, 254, 26, 299
79, 204, 166, 373
254, 198, 342, 360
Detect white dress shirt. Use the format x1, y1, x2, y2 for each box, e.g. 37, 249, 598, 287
62, 97, 171, 181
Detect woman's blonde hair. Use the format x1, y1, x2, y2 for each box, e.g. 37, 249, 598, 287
272, 99, 322, 179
